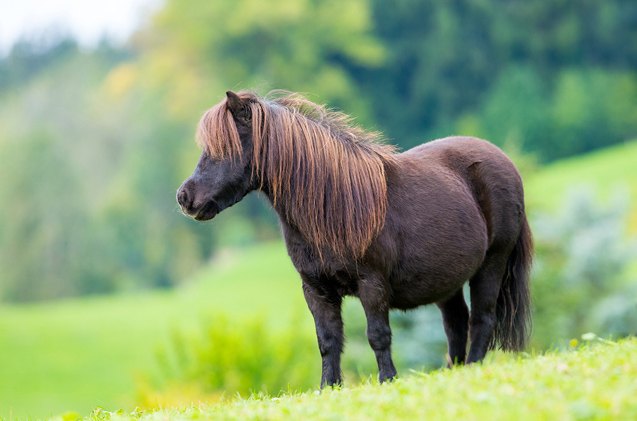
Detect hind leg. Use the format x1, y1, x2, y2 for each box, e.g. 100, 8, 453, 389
467, 252, 508, 363
436, 289, 469, 366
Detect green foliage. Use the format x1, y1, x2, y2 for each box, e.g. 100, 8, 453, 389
138, 0, 383, 122
0, 35, 78, 91
361, 0, 637, 158
456, 66, 550, 153
141, 315, 318, 407
454, 66, 637, 162
532, 190, 637, 348
0, 131, 78, 300
549, 69, 637, 160
388, 307, 448, 369
84, 338, 637, 420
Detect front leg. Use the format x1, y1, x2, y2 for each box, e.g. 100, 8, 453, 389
302, 276, 344, 388
358, 275, 397, 383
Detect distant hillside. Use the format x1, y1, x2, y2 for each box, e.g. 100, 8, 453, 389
526, 140, 637, 230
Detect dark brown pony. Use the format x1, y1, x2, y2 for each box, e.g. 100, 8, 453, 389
177, 90, 532, 387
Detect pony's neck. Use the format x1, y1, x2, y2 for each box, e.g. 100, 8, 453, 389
258, 181, 295, 226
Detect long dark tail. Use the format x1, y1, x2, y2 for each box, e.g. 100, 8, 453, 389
493, 215, 533, 351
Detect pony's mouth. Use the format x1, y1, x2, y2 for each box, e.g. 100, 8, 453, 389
193, 200, 220, 221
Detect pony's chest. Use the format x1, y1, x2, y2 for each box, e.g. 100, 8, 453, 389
309, 267, 360, 297
329, 269, 360, 296
283, 231, 361, 295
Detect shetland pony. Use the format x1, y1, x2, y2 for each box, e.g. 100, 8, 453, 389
177, 91, 532, 387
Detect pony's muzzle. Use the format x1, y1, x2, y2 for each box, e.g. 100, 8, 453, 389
177, 182, 219, 221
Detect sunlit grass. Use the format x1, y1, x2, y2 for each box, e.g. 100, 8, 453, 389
82, 338, 637, 421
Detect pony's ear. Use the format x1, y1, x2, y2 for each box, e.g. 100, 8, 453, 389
226, 91, 251, 123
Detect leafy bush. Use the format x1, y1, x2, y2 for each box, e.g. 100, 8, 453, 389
143, 301, 449, 408
139, 314, 319, 409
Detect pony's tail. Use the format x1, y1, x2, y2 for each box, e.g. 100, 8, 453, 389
493, 215, 533, 351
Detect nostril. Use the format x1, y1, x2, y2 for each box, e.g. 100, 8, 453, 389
177, 188, 190, 208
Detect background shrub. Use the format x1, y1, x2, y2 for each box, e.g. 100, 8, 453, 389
140, 314, 319, 408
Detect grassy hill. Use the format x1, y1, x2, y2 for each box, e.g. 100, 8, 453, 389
83, 339, 637, 421
2, 141, 637, 419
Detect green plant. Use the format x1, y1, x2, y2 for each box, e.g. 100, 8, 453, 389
141, 314, 320, 408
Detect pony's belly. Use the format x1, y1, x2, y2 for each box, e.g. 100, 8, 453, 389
384, 191, 489, 309
387, 242, 486, 310
388, 272, 468, 310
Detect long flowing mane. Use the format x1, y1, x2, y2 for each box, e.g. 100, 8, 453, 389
197, 91, 397, 260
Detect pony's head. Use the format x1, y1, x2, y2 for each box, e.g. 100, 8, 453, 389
177, 91, 257, 220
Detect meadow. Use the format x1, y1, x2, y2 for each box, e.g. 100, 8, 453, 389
85, 338, 637, 421
1, 140, 636, 419
0, 244, 312, 418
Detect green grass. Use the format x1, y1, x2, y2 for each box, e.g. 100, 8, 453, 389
3, 140, 637, 419
0, 242, 311, 419
82, 338, 637, 421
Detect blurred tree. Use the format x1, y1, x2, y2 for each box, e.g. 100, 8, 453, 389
133, 0, 384, 122
0, 131, 98, 300
362, 0, 500, 146
96, 86, 216, 289
548, 69, 637, 160
360, 0, 637, 157
0, 45, 127, 300
0, 35, 77, 91
455, 65, 550, 155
